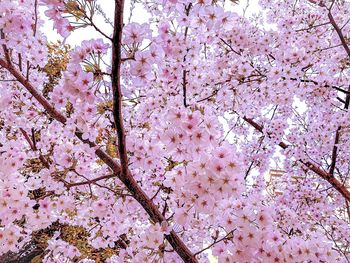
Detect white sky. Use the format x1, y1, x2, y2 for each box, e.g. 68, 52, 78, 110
41, 0, 260, 45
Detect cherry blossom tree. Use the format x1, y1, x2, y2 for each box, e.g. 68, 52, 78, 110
0, 0, 350, 262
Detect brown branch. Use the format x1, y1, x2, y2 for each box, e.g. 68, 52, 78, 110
90, 1, 199, 261
182, 69, 188, 107
19, 128, 50, 169
19, 128, 35, 150
244, 135, 265, 180
0, 58, 117, 183
241, 116, 350, 201
328, 10, 350, 59
1, 30, 12, 64
67, 173, 117, 188
1, 51, 198, 262
290, 77, 350, 94
18, 54, 22, 72
220, 38, 241, 56
0, 56, 120, 178
194, 230, 234, 256
33, 0, 38, 36
329, 127, 341, 175
295, 21, 330, 32
181, 4, 192, 108
111, 0, 128, 178
31, 128, 37, 150
196, 89, 218, 103
329, 85, 350, 175
69, 169, 130, 196
0, 241, 43, 263
110, 1, 197, 261
150, 184, 163, 201
85, 15, 112, 40
121, 56, 135, 62
19, 128, 73, 189
0, 59, 66, 123
346, 201, 350, 221
325, 6, 350, 177
308, 0, 350, 59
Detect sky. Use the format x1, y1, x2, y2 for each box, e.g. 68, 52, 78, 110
41, 0, 260, 46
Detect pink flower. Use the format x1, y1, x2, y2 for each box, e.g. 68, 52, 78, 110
123, 23, 151, 44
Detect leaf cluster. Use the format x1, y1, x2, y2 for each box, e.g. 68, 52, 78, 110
42, 42, 71, 97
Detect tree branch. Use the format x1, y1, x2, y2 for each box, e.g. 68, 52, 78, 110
181, 4, 192, 108
182, 69, 188, 107
33, 0, 38, 36
19, 128, 50, 169
66, 173, 118, 188
110, 0, 197, 261
328, 10, 350, 59
194, 230, 234, 256
329, 127, 341, 175
241, 116, 350, 201
0, 59, 66, 123
325, 7, 350, 177
111, 0, 128, 179
85, 15, 112, 40
329, 85, 350, 174
1, 51, 198, 263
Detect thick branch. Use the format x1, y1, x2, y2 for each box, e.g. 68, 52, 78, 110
111, 0, 128, 177
110, 1, 197, 261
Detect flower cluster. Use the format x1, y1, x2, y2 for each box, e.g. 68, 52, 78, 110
1, 0, 350, 261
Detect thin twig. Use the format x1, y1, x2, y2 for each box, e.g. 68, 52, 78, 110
240, 115, 350, 201
19, 128, 50, 169
194, 230, 235, 256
